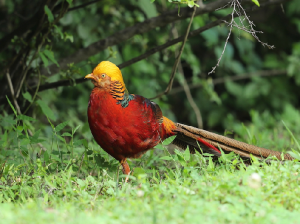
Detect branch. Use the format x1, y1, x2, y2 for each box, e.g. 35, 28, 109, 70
6, 70, 21, 114
0, 1, 59, 53
208, 0, 276, 74
41, 0, 232, 75
36, 13, 233, 92
171, 24, 203, 128
178, 63, 203, 128
35, 0, 289, 92
169, 70, 287, 95
15, 2, 69, 99
5, 70, 47, 152
150, 5, 197, 100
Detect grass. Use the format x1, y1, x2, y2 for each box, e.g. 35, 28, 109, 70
1, 100, 300, 223
1, 160, 300, 224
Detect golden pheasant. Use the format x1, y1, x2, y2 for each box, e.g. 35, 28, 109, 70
86, 61, 294, 176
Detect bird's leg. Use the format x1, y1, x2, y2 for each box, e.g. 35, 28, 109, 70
120, 159, 131, 182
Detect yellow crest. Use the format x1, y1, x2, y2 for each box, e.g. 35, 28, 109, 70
93, 61, 126, 88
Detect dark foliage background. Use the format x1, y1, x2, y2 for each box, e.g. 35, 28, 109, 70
1, 0, 300, 163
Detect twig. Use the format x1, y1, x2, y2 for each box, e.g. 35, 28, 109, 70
208, 2, 234, 75
15, 3, 69, 98
208, 0, 275, 75
6, 70, 21, 114
0, 1, 49, 53
118, 14, 231, 70
35, 13, 232, 93
42, 0, 232, 75
24, 70, 41, 114
149, 5, 197, 100
280, 4, 285, 13
178, 62, 203, 128
171, 24, 203, 128
5, 70, 47, 153
32, 0, 288, 93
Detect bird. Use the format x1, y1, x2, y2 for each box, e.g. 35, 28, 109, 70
85, 61, 294, 176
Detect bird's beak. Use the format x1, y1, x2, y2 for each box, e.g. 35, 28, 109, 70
85, 73, 96, 80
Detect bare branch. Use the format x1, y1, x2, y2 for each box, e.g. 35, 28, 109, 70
14, 3, 70, 99
41, 0, 232, 75
0, 1, 59, 53
33, 0, 289, 93
209, 0, 276, 75
5, 70, 47, 152
150, 5, 197, 100
6, 70, 21, 114
171, 24, 203, 128
36, 13, 232, 93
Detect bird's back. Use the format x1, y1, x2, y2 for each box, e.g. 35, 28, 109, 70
88, 88, 164, 161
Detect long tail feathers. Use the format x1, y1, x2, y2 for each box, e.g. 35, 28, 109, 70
173, 123, 294, 161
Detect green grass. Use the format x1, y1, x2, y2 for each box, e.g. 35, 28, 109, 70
1, 160, 300, 224
1, 99, 300, 223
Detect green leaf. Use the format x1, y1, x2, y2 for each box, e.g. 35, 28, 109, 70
66, 0, 73, 5
183, 147, 190, 161
187, 0, 194, 8
17, 126, 23, 132
73, 125, 81, 134
30, 129, 45, 144
21, 149, 29, 157
17, 115, 36, 122
50, 154, 60, 162
82, 139, 88, 149
53, 25, 64, 39
39, 52, 48, 67
162, 135, 176, 145
282, 120, 300, 151
44, 5, 54, 23
55, 121, 69, 132
64, 32, 74, 43
54, 25, 64, 39
160, 156, 173, 161
61, 132, 72, 137
46, 116, 55, 130
43, 49, 59, 67
287, 150, 300, 160
94, 154, 105, 167
176, 153, 186, 166
251, 135, 257, 145
207, 156, 215, 171
20, 138, 30, 146
133, 167, 146, 177
86, 149, 93, 155
73, 139, 83, 146
37, 100, 56, 121
6, 96, 17, 116
154, 144, 164, 150
76, 178, 85, 187
22, 92, 33, 103
57, 135, 66, 143
33, 129, 41, 139
252, 0, 260, 6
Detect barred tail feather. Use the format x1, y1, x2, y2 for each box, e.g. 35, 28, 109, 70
173, 123, 294, 161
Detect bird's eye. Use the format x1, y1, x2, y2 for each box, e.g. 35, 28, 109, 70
101, 74, 105, 78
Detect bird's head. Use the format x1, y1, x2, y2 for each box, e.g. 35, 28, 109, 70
85, 61, 126, 89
